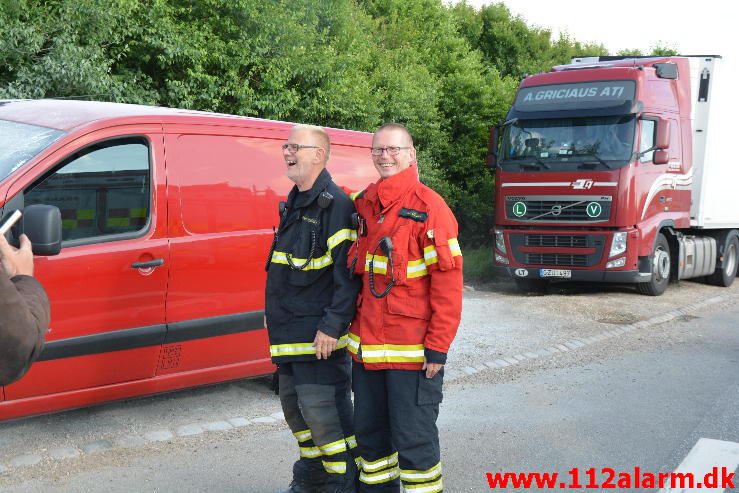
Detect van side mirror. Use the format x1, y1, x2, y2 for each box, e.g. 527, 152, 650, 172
653, 150, 669, 165
656, 119, 670, 149
486, 126, 499, 168
22, 204, 62, 256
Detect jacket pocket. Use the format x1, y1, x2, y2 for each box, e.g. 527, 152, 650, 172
389, 223, 411, 285
386, 283, 431, 320
417, 369, 444, 406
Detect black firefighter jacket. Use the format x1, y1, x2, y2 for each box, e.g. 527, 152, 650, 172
0, 274, 49, 385
265, 169, 360, 364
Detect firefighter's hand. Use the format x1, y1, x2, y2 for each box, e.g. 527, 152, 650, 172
0, 234, 34, 278
422, 361, 444, 379
314, 330, 338, 360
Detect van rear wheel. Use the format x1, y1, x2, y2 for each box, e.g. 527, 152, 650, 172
707, 236, 738, 287
638, 233, 671, 296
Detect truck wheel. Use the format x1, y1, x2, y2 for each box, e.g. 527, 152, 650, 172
637, 233, 671, 296
514, 278, 549, 294
707, 236, 738, 287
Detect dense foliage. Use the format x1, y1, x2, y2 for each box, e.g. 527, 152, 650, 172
0, 0, 672, 244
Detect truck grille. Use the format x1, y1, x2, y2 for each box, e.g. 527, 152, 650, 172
505, 195, 612, 222
525, 253, 588, 266
509, 233, 606, 267
525, 234, 588, 248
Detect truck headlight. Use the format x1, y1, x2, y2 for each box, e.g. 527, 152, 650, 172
609, 232, 627, 257
495, 229, 506, 254
606, 257, 626, 268
495, 253, 509, 265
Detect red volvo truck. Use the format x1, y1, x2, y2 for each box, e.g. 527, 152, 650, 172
490, 55, 738, 296
0, 100, 374, 420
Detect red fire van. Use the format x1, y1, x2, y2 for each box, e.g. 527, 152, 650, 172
0, 99, 374, 420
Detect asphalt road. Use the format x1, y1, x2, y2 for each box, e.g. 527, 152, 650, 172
1, 279, 738, 492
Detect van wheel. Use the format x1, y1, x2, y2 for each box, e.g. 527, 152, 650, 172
638, 233, 671, 296
707, 236, 738, 287
514, 278, 549, 294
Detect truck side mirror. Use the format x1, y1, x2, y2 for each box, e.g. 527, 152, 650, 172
656, 119, 670, 149
653, 150, 669, 165
486, 126, 499, 168
22, 204, 63, 256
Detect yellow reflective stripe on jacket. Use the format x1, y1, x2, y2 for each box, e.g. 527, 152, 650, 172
449, 238, 462, 256
423, 245, 439, 266
400, 462, 442, 483
322, 460, 347, 474
300, 446, 322, 458
293, 429, 312, 443
347, 333, 360, 355
271, 251, 333, 271
365, 253, 388, 274
361, 452, 399, 473
406, 258, 429, 279
423, 238, 462, 266
318, 437, 347, 456
270, 334, 349, 357
361, 344, 425, 364
327, 228, 357, 252
350, 191, 363, 201
403, 478, 443, 492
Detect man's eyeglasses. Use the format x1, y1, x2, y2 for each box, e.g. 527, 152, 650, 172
370, 146, 410, 156
282, 143, 320, 153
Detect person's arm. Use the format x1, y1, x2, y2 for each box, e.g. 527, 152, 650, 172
314, 194, 361, 359
422, 201, 464, 374
0, 234, 49, 385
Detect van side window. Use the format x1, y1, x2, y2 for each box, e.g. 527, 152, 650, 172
25, 139, 151, 242
639, 120, 656, 163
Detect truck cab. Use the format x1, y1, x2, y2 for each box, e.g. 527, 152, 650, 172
491, 56, 738, 295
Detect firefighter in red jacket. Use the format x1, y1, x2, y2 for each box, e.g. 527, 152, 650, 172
347, 124, 463, 493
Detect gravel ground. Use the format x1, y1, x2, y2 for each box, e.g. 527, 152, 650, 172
1, 276, 737, 487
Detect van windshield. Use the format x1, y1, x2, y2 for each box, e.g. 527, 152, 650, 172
0, 120, 65, 182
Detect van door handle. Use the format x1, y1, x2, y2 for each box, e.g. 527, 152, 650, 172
131, 258, 165, 269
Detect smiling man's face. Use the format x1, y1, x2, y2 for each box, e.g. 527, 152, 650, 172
371, 128, 416, 179
283, 128, 323, 190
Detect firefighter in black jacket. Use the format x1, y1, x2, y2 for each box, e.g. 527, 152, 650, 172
266, 125, 361, 493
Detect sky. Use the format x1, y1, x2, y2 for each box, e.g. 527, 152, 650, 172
458, 0, 737, 60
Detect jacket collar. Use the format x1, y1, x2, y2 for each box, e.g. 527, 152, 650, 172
288, 168, 332, 209
366, 166, 419, 211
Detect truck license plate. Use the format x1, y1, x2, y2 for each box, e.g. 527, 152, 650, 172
540, 269, 572, 278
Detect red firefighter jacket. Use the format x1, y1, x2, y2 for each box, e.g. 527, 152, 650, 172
347, 166, 463, 370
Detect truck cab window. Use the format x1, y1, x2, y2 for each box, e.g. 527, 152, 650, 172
500, 115, 636, 171
639, 120, 656, 163
24, 139, 150, 242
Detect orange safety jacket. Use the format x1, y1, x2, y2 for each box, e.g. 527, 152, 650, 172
347, 166, 463, 370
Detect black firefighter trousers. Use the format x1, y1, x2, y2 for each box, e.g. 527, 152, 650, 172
352, 362, 444, 493
279, 353, 358, 491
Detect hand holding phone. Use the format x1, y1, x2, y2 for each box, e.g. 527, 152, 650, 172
0, 210, 22, 235
0, 212, 34, 277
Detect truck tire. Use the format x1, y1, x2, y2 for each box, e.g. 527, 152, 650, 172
637, 233, 671, 296
514, 278, 549, 294
707, 236, 738, 287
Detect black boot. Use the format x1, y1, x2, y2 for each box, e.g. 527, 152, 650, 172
278, 458, 326, 493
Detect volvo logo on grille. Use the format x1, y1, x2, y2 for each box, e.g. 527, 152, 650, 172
572, 179, 594, 189
551, 204, 562, 216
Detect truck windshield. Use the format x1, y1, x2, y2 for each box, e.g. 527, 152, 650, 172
500, 115, 636, 171
0, 120, 65, 183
